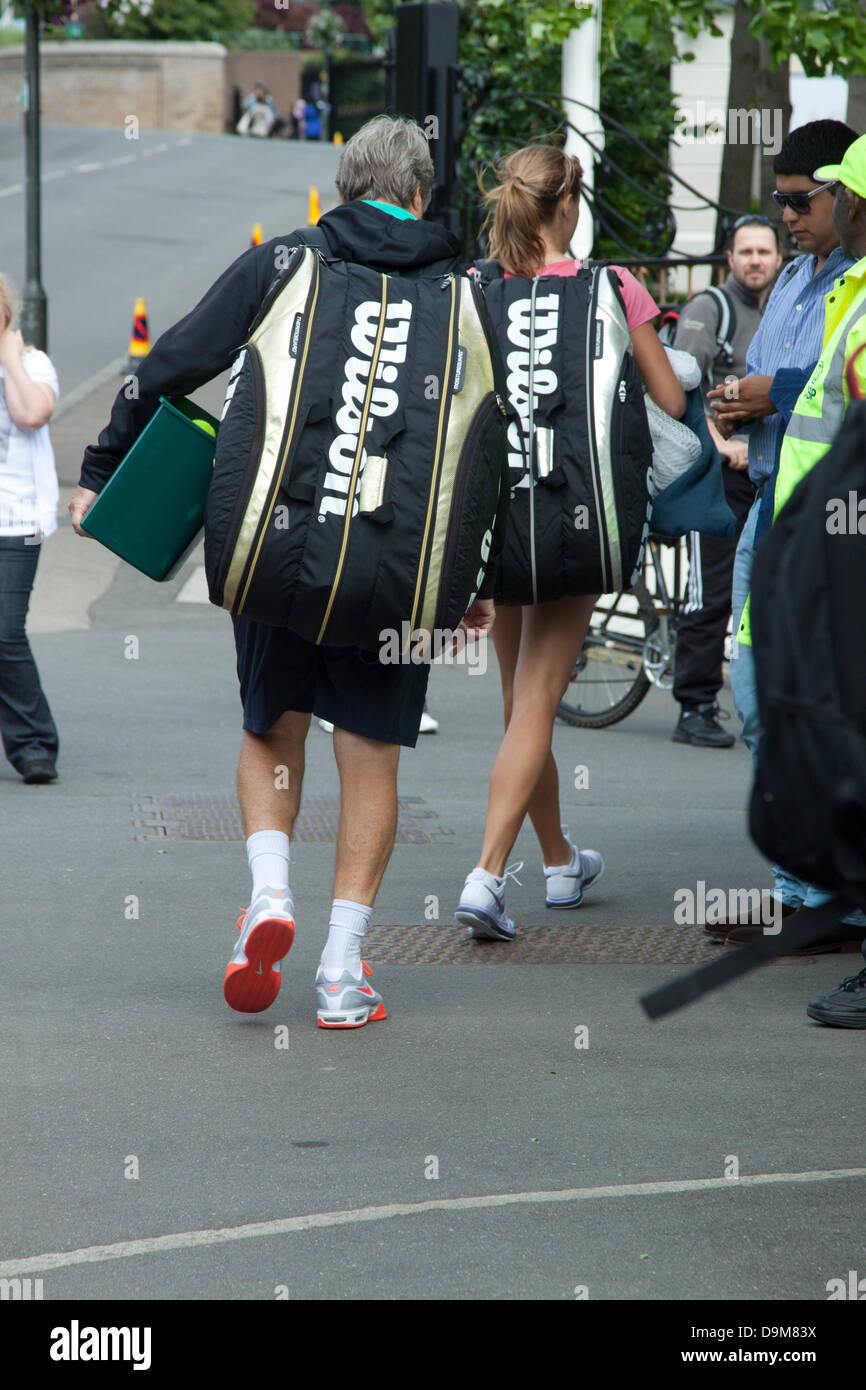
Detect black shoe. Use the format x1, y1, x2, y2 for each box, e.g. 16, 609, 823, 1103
672, 702, 735, 748
703, 897, 799, 940
806, 965, 866, 1028
20, 760, 57, 784
727, 905, 866, 955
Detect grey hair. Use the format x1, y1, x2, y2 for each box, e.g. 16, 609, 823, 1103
335, 115, 434, 211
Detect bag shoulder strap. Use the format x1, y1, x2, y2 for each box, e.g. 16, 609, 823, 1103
293, 226, 332, 257
705, 284, 735, 362
472, 257, 505, 285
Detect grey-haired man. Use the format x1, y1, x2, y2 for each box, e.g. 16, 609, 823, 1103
68, 116, 496, 1028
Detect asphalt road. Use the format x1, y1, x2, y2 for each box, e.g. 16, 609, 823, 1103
0, 123, 341, 394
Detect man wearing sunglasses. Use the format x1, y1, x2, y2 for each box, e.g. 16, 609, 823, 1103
727, 130, 866, 968
701, 120, 859, 940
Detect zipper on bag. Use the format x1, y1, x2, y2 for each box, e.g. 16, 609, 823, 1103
213, 345, 267, 603
236, 254, 322, 613
583, 266, 612, 593
434, 390, 498, 629
315, 274, 392, 643
407, 277, 459, 640
527, 276, 539, 605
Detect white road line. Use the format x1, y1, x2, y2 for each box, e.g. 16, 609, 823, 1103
175, 564, 208, 603
42, 169, 68, 182
0, 184, 23, 198
109, 155, 137, 167
76, 162, 103, 173
1, 1168, 864, 1278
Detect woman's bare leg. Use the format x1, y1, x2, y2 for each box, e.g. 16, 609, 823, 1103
478, 594, 598, 877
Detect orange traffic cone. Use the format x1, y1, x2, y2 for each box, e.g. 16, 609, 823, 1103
250, 221, 263, 246
124, 297, 150, 375
308, 187, 321, 224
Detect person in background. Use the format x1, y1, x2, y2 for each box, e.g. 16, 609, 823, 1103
237, 82, 277, 139
0, 273, 60, 785
670, 216, 781, 748
291, 97, 307, 141
305, 101, 322, 141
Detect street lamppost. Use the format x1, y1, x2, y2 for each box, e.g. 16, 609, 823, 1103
20, 0, 47, 349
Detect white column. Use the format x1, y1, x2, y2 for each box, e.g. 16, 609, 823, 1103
561, 1, 603, 260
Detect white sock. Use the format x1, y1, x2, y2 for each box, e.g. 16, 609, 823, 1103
247, 830, 290, 901
544, 831, 578, 873
320, 899, 371, 980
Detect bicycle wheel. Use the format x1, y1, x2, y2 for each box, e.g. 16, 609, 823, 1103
557, 577, 659, 728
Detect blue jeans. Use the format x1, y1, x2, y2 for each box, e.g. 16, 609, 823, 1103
0, 536, 59, 772
730, 493, 865, 925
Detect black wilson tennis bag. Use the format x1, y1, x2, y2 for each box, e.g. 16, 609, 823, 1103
204, 244, 508, 648
474, 261, 653, 602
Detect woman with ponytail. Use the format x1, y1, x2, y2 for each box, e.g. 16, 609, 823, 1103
455, 145, 685, 940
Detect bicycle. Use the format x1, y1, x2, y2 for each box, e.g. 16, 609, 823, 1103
557, 534, 692, 729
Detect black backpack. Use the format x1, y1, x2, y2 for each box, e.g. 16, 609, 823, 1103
749, 374, 866, 911
473, 260, 653, 602
204, 240, 508, 649
657, 285, 736, 369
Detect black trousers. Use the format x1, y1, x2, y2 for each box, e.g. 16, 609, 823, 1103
0, 536, 59, 771
673, 463, 756, 709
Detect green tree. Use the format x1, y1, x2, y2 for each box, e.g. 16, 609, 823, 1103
749, 0, 866, 78
595, 0, 724, 259
455, 0, 594, 251
18, 0, 256, 36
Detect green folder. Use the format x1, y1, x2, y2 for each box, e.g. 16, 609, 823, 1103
81, 395, 218, 582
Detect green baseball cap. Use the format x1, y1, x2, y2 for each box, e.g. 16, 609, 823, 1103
814, 131, 866, 199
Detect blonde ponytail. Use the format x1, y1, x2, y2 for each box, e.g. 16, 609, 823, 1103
478, 146, 583, 278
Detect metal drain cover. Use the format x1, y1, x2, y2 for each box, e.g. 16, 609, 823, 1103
133, 794, 452, 844
359, 924, 820, 966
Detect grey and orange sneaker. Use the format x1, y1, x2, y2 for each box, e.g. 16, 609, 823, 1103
223, 887, 295, 1014
316, 960, 387, 1029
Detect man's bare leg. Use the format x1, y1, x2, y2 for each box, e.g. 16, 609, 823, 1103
237, 709, 311, 837
224, 710, 311, 1013
313, 727, 401, 1025
332, 727, 400, 904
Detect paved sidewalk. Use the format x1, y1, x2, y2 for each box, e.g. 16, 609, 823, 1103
1, 375, 863, 1302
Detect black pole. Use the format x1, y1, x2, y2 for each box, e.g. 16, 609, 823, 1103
21, 0, 47, 351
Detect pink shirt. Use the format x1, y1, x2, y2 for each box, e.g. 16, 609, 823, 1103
501, 259, 659, 334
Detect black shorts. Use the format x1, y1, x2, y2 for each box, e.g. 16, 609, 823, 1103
232, 616, 430, 748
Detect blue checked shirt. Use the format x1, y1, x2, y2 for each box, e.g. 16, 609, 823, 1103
744, 246, 853, 483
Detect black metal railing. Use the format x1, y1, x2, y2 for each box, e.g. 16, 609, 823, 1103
449, 84, 769, 292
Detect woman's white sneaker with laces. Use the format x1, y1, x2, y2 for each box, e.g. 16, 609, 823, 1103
544, 828, 604, 908
456, 862, 523, 941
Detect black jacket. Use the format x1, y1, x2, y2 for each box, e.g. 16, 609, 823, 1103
79, 201, 462, 493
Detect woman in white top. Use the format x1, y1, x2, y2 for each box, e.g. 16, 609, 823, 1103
0, 273, 60, 783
